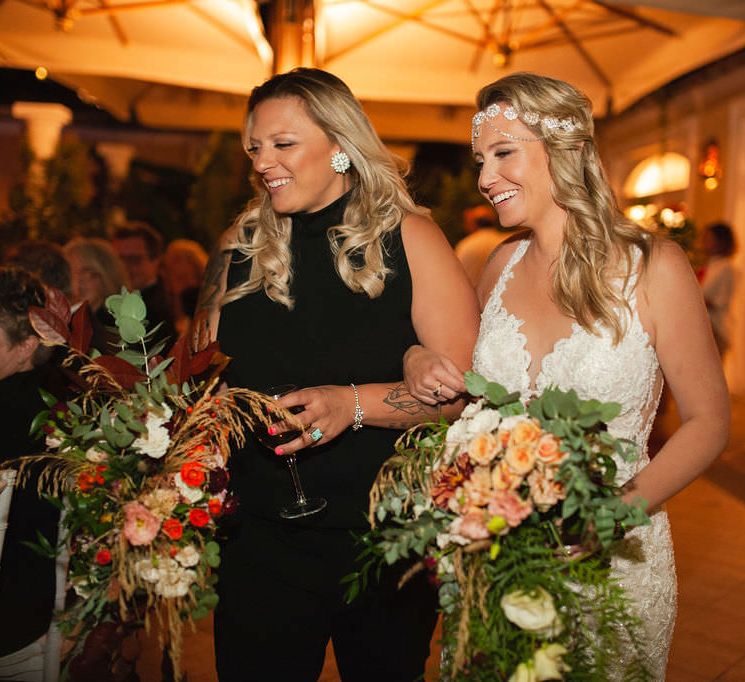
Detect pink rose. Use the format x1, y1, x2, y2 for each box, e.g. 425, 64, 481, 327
528, 470, 565, 512
488, 490, 533, 528
123, 502, 161, 546
463, 466, 493, 507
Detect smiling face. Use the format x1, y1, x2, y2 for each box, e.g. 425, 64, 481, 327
473, 113, 566, 234
245, 96, 348, 215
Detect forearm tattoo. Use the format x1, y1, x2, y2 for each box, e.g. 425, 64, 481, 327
196, 246, 231, 313
384, 383, 439, 428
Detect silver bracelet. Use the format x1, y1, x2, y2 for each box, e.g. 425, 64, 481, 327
350, 383, 364, 431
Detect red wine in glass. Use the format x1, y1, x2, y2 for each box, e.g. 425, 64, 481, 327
257, 385, 327, 519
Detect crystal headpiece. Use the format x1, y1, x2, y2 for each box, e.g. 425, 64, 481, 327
471, 103, 579, 147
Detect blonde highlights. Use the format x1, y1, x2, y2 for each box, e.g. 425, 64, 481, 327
477, 72, 652, 343
223, 68, 425, 309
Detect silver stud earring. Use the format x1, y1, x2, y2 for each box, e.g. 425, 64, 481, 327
331, 151, 351, 174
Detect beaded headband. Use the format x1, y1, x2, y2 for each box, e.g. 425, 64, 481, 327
471, 102, 578, 148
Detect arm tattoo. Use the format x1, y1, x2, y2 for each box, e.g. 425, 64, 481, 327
384, 383, 439, 428
196, 246, 231, 313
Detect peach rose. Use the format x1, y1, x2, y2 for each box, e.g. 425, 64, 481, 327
468, 432, 500, 466
535, 434, 567, 465
463, 466, 494, 507
505, 444, 537, 475
510, 418, 542, 445
528, 470, 565, 512
491, 460, 523, 491
488, 490, 533, 528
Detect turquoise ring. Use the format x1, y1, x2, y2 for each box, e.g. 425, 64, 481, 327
309, 427, 324, 442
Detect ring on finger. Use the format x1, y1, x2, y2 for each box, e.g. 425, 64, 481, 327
433, 382, 442, 398
309, 427, 324, 443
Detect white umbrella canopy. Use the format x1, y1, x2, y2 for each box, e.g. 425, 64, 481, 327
1, 1, 744, 139
317, 0, 745, 117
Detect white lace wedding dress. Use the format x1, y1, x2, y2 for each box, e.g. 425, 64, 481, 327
473, 239, 676, 680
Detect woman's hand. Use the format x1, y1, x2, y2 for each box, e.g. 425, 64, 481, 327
272, 385, 355, 456
404, 344, 466, 405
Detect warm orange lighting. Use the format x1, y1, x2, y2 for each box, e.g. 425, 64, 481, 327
35, 66, 48, 80
704, 177, 719, 191
623, 153, 690, 199
698, 139, 722, 190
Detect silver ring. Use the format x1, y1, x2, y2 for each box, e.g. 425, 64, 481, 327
309, 427, 323, 442
433, 382, 442, 398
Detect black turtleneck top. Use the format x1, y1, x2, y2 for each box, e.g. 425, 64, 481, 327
218, 192, 418, 528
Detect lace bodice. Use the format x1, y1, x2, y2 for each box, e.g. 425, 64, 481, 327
474, 239, 662, 484
473, 238, 676, 680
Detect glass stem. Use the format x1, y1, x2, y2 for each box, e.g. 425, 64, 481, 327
285, 454, 307, 504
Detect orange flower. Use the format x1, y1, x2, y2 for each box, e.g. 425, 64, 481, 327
467, 432, 499, 465
505, 444, 536, 475
510, 419, 542, 446
208, 498, 222, 516
431, 453, 472, 509
491, 460, 523, 491
189, 508, 210, 527
77, 471, 96, 493
536, 434, 566, 465
162, 518, 183, 540
180, 461, 205, 488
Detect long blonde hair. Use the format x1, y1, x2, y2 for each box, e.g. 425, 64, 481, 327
477, 72, 652, 343
224, 68, 425, 309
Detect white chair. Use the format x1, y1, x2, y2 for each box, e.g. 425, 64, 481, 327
0, 468, 68, 682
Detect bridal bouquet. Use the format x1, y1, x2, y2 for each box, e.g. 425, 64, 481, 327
15, 288, 274, 679
348, 372, 652, 681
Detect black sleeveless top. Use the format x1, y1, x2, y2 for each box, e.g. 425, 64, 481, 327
219, 192, 418, 528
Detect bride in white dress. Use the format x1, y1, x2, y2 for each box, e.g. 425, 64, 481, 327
405, 72, 729, 679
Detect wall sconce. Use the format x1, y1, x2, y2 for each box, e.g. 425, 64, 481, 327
698, 138, 722, 191
623, 152, 690, 199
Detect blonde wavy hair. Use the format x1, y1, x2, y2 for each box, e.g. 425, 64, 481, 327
223, 68, 426, 309
477, 72, 652, 343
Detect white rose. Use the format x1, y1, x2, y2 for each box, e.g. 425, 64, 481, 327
500, 587, 563, 638
154, 561, 196, 598
508, 662, 538, 682
85, 446, 109, 463
175, 545, 200, 568
534, 643, 571, 680
71, 576, 92, 598
460, 399, 485, 419
446, 418, 470, 445
466, 408, 502, 437
135, 558, 161, 583
499, 415, 530, 432
174, 473, 203, 503
132, 411, 171, 459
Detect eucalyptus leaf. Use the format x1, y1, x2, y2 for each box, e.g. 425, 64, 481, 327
120, 293, 147, 321
464, 371, 488, 397
118, 317, 146, 344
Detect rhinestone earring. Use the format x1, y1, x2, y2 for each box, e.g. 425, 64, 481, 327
331, 151, 351, 174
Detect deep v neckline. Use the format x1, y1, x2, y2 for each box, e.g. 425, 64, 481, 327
494, 239, 585, 395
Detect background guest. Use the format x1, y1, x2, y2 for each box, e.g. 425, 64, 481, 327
111, 222, 176, 343
162, 238, 208, 335
700, 221, 737, 356
454, 204, 510, 286
4, 240, 73, 299
63, 237, 129, 352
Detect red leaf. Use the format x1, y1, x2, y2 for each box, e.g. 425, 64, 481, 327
28, 306, 69, 346
94, 356, 146, 389
69, 304, 93, 354
166, 335, 191, 386
190, 342, 220, 377
45, 287, 71, 325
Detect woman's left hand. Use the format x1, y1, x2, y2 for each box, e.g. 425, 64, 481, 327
273, 385, 355, 456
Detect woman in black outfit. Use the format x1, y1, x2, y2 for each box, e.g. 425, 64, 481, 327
194, 68, 479, 682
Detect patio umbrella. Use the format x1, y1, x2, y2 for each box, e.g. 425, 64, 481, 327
1, 1, 744, 139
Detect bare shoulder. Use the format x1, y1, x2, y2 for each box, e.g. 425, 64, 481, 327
642, 238, 696, 291
477, 230, 530, 303
400, 212, 449, 249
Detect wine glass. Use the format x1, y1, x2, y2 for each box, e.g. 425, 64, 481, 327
255, 384, 327, 519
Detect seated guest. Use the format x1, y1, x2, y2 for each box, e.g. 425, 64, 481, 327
63, 238, 129, 352
0, 267, 61, 680
111, 222, 176, 343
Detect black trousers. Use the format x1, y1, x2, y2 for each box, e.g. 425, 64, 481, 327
214, 516, 438, 682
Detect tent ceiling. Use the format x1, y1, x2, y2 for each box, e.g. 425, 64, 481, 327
1, 1, 744, 140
